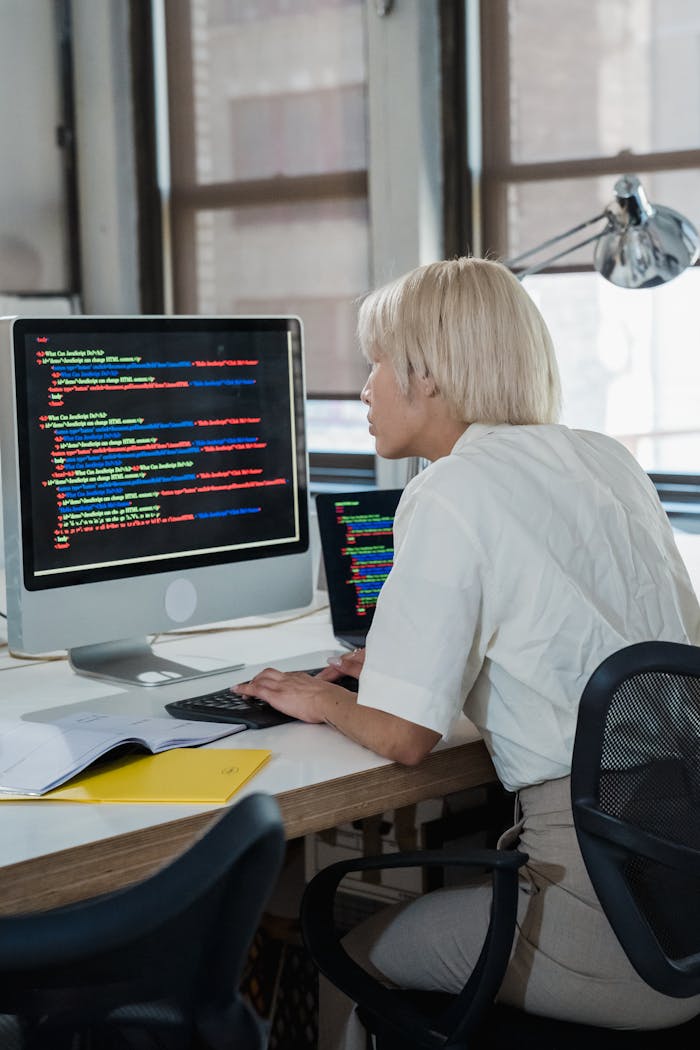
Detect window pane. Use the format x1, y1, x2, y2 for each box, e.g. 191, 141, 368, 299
526, 268, 700, 472
171, 0, 367, 185
508, 0, 700, 164
503, 169, 700, 266
179, 198, 370, 394
227, 84, 366, 180
306, 398, 372, 453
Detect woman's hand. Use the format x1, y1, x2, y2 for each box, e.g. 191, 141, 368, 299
234, 668, 356, 724
235, 647, 439, 766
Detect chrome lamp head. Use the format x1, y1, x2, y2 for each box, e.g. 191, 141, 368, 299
506, 174, 700, 288
594, 175, 700, 288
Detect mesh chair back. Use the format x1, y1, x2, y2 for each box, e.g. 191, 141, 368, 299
571, 641, 700, 998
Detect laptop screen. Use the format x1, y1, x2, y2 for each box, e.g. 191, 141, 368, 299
315, 488, 402, 647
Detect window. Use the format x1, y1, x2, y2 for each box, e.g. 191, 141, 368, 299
155, 0, 443, 489
163, 0, 371, 394
160, 0, 376, 481
479, 0, 700, 486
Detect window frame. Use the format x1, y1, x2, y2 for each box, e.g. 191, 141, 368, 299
474, 0, 700, 499
478, 0, 700, 269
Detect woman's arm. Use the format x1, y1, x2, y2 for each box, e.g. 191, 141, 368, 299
235, 667, 439, 765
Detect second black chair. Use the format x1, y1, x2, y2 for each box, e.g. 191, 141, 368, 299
0, 791, 285, 1050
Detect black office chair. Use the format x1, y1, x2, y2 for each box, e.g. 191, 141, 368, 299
300, 641, 700, 1049
0, 791, 285, 1050
571, 640, 700, 999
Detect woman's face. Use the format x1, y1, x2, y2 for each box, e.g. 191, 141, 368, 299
360, 353, 434, 460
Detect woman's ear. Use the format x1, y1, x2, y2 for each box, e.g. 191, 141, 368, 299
416, 372, 438, 397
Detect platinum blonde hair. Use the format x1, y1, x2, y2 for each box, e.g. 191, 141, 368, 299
357, 256, 561, 425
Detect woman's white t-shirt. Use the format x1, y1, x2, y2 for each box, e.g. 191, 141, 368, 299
357, 423, 700, 792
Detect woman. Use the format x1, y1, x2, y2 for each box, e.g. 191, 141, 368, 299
237, 257, 700, 1039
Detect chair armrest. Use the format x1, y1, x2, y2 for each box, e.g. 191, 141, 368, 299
575, 802, 700, 875
301, 847, 528, 1050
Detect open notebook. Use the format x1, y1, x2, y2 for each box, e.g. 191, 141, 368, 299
1, 748, 271, 803
316, 488, 402, 649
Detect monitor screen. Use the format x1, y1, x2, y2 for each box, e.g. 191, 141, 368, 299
315, 489, 401, 648
0, 315, 312, 686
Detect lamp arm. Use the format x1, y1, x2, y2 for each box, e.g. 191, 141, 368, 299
505, 209, 609, 268
513, 227, 610, 280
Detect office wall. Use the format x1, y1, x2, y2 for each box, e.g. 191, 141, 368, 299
0, 1, 141, 573
0, 0, 70, 293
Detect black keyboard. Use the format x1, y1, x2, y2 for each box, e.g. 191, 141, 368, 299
165, 668, 358, 729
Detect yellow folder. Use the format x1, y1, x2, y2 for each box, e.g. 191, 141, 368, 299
2, 748, 271, 803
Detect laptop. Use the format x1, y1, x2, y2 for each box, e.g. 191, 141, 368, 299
315, 488, 403, 649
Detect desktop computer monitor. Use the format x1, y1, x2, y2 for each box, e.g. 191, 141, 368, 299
0, 315, 312, 686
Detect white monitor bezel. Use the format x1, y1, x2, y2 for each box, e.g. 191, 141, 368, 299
0, 314, 313, 666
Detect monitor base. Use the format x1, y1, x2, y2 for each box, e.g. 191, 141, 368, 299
68, 637, 244, 688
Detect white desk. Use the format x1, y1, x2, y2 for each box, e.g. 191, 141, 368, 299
1, 527, 698, 915
0, 600, 492, 914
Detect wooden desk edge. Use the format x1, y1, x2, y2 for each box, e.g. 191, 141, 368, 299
0, 739, 495, 914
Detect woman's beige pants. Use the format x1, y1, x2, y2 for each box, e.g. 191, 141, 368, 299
320, 776, 700, 1050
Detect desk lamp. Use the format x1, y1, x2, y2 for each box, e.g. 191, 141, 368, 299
395, 176, 699, 484
505, 174, 700, 287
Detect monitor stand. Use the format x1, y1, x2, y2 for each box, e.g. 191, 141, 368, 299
68, 637, 244, 688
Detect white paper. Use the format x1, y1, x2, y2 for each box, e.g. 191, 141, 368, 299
0, 710, 244, 796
